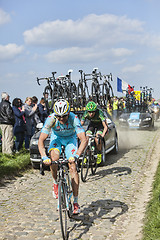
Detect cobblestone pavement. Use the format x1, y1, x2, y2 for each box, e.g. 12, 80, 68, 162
1, 122, 160, 240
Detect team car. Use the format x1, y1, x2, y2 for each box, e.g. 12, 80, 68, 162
118, 109, 154, 130
30, 109, 118, 169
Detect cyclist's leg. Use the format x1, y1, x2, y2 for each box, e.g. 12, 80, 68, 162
66, 139, 81, 214
86, 123, 94, 140
95, 129, 103, 151
65, 137, 79, 197
48, 137, 61, 180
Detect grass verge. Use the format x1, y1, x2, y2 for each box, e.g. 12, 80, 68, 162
142, 161, 160, 239
0, 149, 31, 180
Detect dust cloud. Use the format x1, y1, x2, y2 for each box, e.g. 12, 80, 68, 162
117, 128, 145, 150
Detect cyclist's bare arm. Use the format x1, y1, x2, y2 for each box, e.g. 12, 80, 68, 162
38, 132, 49, 157
76, 132, 87, 157
101, 121, 108, 138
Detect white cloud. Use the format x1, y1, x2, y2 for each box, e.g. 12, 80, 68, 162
111, 48, 134, 57
45, 46, 130, 63
122, 64, 144, 73
23, 14, 144, 48
0, 44, 24, 61
45, 47, 102, 63
5, 73, 19, 78
45, 46, 134, 63
0, 8, 11, 25
23, 13, 160, 67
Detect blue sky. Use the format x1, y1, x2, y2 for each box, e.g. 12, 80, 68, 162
0, 0, 160, 102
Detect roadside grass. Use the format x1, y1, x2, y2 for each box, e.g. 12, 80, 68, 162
0, 148, 31, 179
142, 161, 160, 239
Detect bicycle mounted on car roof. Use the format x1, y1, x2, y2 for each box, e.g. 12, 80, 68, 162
37, 70, 77, 113
37, 68, 115, 112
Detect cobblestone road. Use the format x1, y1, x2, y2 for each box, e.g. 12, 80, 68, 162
1, 122, 160, 240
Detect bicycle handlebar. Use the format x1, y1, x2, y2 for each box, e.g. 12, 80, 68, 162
51, 158, 80, 173
40, 157, 80, 175
37, 77, 52, 85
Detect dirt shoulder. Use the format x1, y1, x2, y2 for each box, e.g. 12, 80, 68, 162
117, 125, 160, 240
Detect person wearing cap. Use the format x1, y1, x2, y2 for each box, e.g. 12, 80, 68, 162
0, 92, 15, 154
38, 99, 87, 214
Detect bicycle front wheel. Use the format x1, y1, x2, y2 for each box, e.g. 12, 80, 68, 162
81, 146, 90, 182
58, 180, 68, 240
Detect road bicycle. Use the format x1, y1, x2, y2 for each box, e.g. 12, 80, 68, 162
56, 70, 77, 110
37, 72, 58, 112
91, 68, 104, 105
40, 146, 79, 240
81, 133, 105, 182
101, 73, 114, 106
37, 68, 116, 112
77, 70, 90, 108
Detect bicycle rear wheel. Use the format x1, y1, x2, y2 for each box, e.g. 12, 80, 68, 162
58, 180, 68, 240
90, 150, 97, 175
77, 83, 86, 108
81, 146, 90, 182
43, 86, 53, 112
102, 83, 109, 106
101, 139, 106, 164
91, 83, 99, 104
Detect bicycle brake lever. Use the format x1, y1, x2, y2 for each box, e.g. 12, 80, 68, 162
40, 160, 45, 176
75, 158, 80, 173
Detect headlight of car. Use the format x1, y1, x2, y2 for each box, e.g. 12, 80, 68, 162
143, 118, 151, 121
119, 118, 126, 122
30, 139, 39, 145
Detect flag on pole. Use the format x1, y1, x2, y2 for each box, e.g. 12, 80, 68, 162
117, 77, 131, 93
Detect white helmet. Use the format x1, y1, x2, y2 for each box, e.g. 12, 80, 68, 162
54, 99, 70, 116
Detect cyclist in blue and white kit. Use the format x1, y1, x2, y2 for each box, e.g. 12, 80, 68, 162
38, 99, 87, 214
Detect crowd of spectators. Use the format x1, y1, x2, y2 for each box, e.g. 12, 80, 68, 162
0, 92, 49, 155
0, 91, 158, 155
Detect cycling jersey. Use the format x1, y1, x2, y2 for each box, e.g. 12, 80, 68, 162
42, 112, 84, 137
41, 112, 85, 158
81, 109, 106, 123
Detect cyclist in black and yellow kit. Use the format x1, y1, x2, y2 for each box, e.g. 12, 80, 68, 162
81, 101, 108, 164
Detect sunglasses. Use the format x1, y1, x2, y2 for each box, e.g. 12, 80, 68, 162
56, 114, 68, 119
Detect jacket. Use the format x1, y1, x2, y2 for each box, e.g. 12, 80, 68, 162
0, 100, 15, 125
12, 106, 26, 134
24, 103, 38, 135
38, 103, 48, 123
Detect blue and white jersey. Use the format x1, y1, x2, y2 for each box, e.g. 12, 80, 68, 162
41, 112, 85, 139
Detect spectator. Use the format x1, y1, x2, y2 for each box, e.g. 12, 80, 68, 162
0, 92, 15, 154
107, 100, 112, 117
112, 96, 119, 121
32, 96, 41, 134
12, 98, 26, 152
24, 97, 38, 150
43, 92, 50, 115
38, 97, 48, 123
